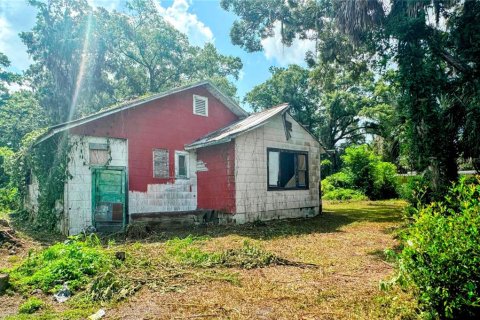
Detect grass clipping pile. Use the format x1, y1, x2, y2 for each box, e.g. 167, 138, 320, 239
2, 234, 315, 314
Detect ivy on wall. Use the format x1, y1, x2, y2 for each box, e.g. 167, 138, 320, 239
11, 129, 71, 230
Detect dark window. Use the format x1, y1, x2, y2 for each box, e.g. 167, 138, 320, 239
267, 148, 308, 190
178, 155, 187, 177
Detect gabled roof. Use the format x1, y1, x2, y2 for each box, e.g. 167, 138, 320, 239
35, 80, 248, 145
185, 103, 290, 150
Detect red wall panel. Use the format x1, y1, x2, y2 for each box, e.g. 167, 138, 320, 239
196, 142, 236, 213
69, 87, 239, 193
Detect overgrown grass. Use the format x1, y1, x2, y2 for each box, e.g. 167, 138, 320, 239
18, 297, 44, 314
2, 200, 415, 319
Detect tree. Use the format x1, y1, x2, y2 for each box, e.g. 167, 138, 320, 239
245, 64, 387, 172
21, 0, 244, 123
0, 53, 20, 106
223, 0, 480, 198
103, 0, 242, 100
0, 90, 48, 150
245, 65, 318, 130
21, 0, 113, 123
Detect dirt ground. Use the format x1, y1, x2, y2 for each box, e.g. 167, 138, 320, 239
107, 200, 406, 320
0, 200, 412, 319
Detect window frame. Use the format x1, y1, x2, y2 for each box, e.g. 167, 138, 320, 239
193, 94, 208, 117
266, 148, 309, 191
175, 150, 190, 179
89, 143, 110, 166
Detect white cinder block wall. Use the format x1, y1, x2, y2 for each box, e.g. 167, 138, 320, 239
65, 135, 128, 235
128, 151, 197, 214
233, 113, 321, 223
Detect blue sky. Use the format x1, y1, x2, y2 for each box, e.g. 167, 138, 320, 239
0, 0, 315, 107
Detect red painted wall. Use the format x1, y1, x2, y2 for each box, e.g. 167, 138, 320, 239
69, 87, 239, 193
196, 142, 236, 213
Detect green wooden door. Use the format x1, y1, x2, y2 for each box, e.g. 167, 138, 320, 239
92, 168, 126, 231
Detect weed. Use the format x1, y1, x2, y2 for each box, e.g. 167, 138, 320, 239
18, 297, 43, 314
165, 235, 221, 267
6, 234, 119, 293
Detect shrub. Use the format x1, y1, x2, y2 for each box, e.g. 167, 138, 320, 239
18, 297, 44, 314
322, 188, 367, 201
320, 145, 398, 200
0, 186, 17, 212
342, 145, 399, 200
7, 234, 119, 293
397, 176, 480, 318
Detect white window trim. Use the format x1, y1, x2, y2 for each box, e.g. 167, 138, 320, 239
193, 95, 208, 117
175, 150, 190, 179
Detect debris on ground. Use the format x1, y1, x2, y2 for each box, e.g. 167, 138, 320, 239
115, 251, 126, 261
88, 308, 106, 320
53, 283, 71, 303
0, 219, 22, 248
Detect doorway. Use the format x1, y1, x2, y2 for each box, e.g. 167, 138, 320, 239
92, 167, 127, 232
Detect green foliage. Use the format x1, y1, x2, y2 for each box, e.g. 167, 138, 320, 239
397, 175, 432, 212
223, 0, 480, 201
165, 235, 221, 267
18, 297, 44, 314
321, 145, 398, 200
0, 91, 47, 150
397, 177, 480, 319
0, 146, 14, 186
7, 234, 118, 293
21, 0, 243, 122
0, 147, 18, 211
0, 187, 18, 212
244, 64, 387, 163
10, 131, 69, 229
320, 159, 333, 178
165, 236, 282, 269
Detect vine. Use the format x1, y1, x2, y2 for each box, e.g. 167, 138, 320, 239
12, 129, 71, 230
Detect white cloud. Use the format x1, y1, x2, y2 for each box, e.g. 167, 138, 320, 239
155, 0, 214, 46
261, 22, 316, 66
0, 15, 32, 71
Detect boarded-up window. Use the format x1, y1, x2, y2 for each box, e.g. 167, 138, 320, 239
153, 149, 169, 178
267, 148, 308, 190
90, 143, 109, 165
193, 95, 208, 116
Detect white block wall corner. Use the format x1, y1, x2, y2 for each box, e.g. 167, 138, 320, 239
233, 113, 321, 223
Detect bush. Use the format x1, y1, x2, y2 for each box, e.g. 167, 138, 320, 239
322, 188, 367, 201
0, 186, 17, 212
320, 145, 398, 200
7, 234, 119, 293
397, 176, 480, 318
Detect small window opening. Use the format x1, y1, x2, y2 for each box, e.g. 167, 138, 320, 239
89, 143, 109, 165
175, 151, 189, 178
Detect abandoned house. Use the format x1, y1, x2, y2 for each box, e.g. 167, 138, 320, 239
26, 81, 323, 235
